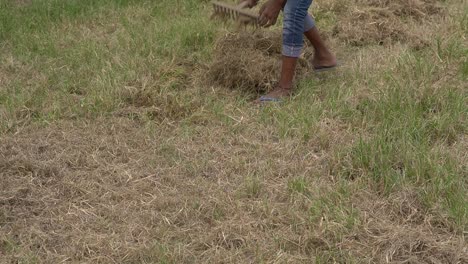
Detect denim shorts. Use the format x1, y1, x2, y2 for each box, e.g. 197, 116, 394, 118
282, 0, 314, 58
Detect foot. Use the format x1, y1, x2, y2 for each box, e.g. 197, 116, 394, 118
311, 51, 337, 69
254, 87, 292, 104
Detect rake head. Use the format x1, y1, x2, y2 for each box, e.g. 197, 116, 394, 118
211, 1, 259, 26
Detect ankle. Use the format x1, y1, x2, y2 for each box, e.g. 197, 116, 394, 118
314, 49, 332, 59
277, 84, 293, 91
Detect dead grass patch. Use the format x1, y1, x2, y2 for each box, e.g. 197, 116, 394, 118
9, 0, 32, 7
0, 118, 328, 262
1, 118, 466, 263
0, 54, 43, 89
366, 0, 443, 20
331, 0, 444, 46
118, 93, 202, 123
116, 59, 203, 122
341, 189, 468, 263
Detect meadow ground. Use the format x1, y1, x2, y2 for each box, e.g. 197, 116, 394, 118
0, 0, 467, 263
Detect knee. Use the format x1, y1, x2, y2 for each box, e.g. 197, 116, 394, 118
283, 1, 312, 35
304, 15, 315, 32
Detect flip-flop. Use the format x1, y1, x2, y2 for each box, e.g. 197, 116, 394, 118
313, 61, 341, 73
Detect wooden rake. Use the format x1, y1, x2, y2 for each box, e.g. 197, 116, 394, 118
211, 1, 259, 26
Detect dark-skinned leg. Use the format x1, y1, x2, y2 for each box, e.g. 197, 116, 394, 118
278, 55, 297, 90
304, 26, 336, 68
255, 56, 297, 101
255, 0, 311, 102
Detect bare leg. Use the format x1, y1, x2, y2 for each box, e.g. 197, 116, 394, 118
256, 2, 321, 103
278, 56, 297, 90
254, 56, 296, 102
304, 27, 336, 68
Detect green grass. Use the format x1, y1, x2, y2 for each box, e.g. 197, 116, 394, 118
0, 0, 215, 131
288, 177, 310, 195
0, 0, 466, 262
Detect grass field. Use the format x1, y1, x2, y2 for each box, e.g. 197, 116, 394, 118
0, 0, 467, 263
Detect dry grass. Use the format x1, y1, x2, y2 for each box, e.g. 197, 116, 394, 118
330, 0, 445, 47
343, 190, 467, 263
0, 118, 326, 262
2, 120, 465, 263
1, 0, 467, 263
204, 31, 311, 93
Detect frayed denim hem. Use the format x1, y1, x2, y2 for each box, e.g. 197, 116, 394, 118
282, 44, 303, 58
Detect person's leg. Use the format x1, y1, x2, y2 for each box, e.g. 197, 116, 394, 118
258, 57, 297, 100
257, 0, 311, 101
303, 14, 336, 68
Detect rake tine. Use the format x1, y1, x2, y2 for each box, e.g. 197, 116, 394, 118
211, 1, 259, 26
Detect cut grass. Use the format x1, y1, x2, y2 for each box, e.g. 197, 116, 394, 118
0, 0, 467, 263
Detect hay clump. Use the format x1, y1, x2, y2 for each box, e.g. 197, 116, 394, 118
205, 31, 311, 93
